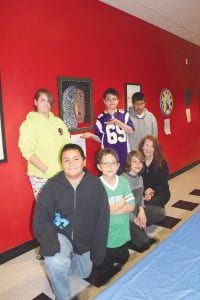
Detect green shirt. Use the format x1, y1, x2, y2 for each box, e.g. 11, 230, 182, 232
100, 175, 135, 248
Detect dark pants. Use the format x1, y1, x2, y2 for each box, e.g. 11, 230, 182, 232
130, 204, 165, 249
103, 243, 129, 267
145, 192, 170, 208
86, 244, 129, 286
145, 204, 165, 226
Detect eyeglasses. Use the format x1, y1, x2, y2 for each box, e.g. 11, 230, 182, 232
100, 161, 118, 167
105, 98, 118, 102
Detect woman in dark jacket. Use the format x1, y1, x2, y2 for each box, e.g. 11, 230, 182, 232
138, 135, 170, 208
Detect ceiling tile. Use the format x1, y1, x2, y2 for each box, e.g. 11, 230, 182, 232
99, 0, 200, 46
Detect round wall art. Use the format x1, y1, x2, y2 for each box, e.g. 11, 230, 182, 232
160, 88, 173, 116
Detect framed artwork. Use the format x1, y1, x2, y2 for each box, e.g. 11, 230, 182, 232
0, 77, 7, 162
58, 77, 93, 132
125, 83, 141, 110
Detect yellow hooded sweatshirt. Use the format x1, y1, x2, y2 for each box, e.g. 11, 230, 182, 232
18, 111, 71, 179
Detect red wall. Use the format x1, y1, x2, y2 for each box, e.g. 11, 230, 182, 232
0, 0, 199, 253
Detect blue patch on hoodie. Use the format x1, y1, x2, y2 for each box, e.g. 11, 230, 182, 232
54, 212, 69, 229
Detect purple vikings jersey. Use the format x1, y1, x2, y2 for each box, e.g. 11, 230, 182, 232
95, 109, 134, 169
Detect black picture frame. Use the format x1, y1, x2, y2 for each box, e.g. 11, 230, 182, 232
125, 83, 141, 110
0, 77, 7, 162
58, 77, 93, 132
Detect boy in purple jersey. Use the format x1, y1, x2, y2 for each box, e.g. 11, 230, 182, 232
82, 88, 134, 172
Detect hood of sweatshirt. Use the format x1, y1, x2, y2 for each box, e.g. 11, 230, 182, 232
26, 111, 55, 120
129, 107, 149, 119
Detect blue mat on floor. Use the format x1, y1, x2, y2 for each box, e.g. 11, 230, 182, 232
96, 210, 200, 300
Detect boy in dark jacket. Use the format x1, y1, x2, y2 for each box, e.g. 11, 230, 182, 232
33, 144, 109, 300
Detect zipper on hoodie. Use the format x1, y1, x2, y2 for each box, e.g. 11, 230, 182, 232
70, 174, 85, 241
71, 188, 77, 241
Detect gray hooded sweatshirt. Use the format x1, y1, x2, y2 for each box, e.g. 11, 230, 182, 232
128, 108, 158, 150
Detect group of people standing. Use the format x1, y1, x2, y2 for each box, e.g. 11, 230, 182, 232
18, 87, 170, 300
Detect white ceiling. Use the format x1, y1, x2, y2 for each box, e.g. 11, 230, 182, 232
99, 0, 200, 47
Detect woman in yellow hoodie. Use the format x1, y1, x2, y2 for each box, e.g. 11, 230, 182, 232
18, 88, 71, 200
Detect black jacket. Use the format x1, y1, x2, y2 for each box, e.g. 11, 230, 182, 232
33, 170, 109, 265
142, 159, 169, 194
142, 159, 170, 207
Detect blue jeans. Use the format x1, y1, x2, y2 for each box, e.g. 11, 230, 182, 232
44, 234, 92, 300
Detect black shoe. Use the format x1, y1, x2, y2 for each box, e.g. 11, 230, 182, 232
84, 264, 121, 287
127, 240, 152, 252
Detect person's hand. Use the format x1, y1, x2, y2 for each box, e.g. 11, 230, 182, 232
81, 132, 93, 139
118, 197, 126, 207
133, 216, 143, 228
104, 117, 120, 126
110, 197, 126, 215
144, 188, 154, 201
138, 207, 147, 228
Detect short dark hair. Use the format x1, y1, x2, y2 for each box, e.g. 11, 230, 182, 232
132, 92, 145, 103
34, 88, 54, 106
95, 148, 119, 165
103, 88, 119, 99
60, 143, 85, 162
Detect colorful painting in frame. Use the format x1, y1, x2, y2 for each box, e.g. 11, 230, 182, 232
58, 77, 93, 132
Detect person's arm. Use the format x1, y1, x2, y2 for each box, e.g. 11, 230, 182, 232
81, 132, 101, 143
18, 120, 50, 173
104, 117, 134, 134
153, 161, 169, 194
29, 154, 48, 174
90, 182, 110, 266
113, 177, 135, 215
33, 183, 60, 256
152, 115, 158, 136
110, 197, 126, 214
113, 202, 134, 215
113, 117, 134, 134
81, 116, 102, 142
136, 206, 147, 228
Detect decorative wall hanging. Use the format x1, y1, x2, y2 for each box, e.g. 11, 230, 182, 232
58, 77, 93, 132
185, 88, 192, 107
186, 108, 191, 123
164, 118, 171, 135
125, 83, 141, 110
0, 77, 7, 162
160, 88, 173, 116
